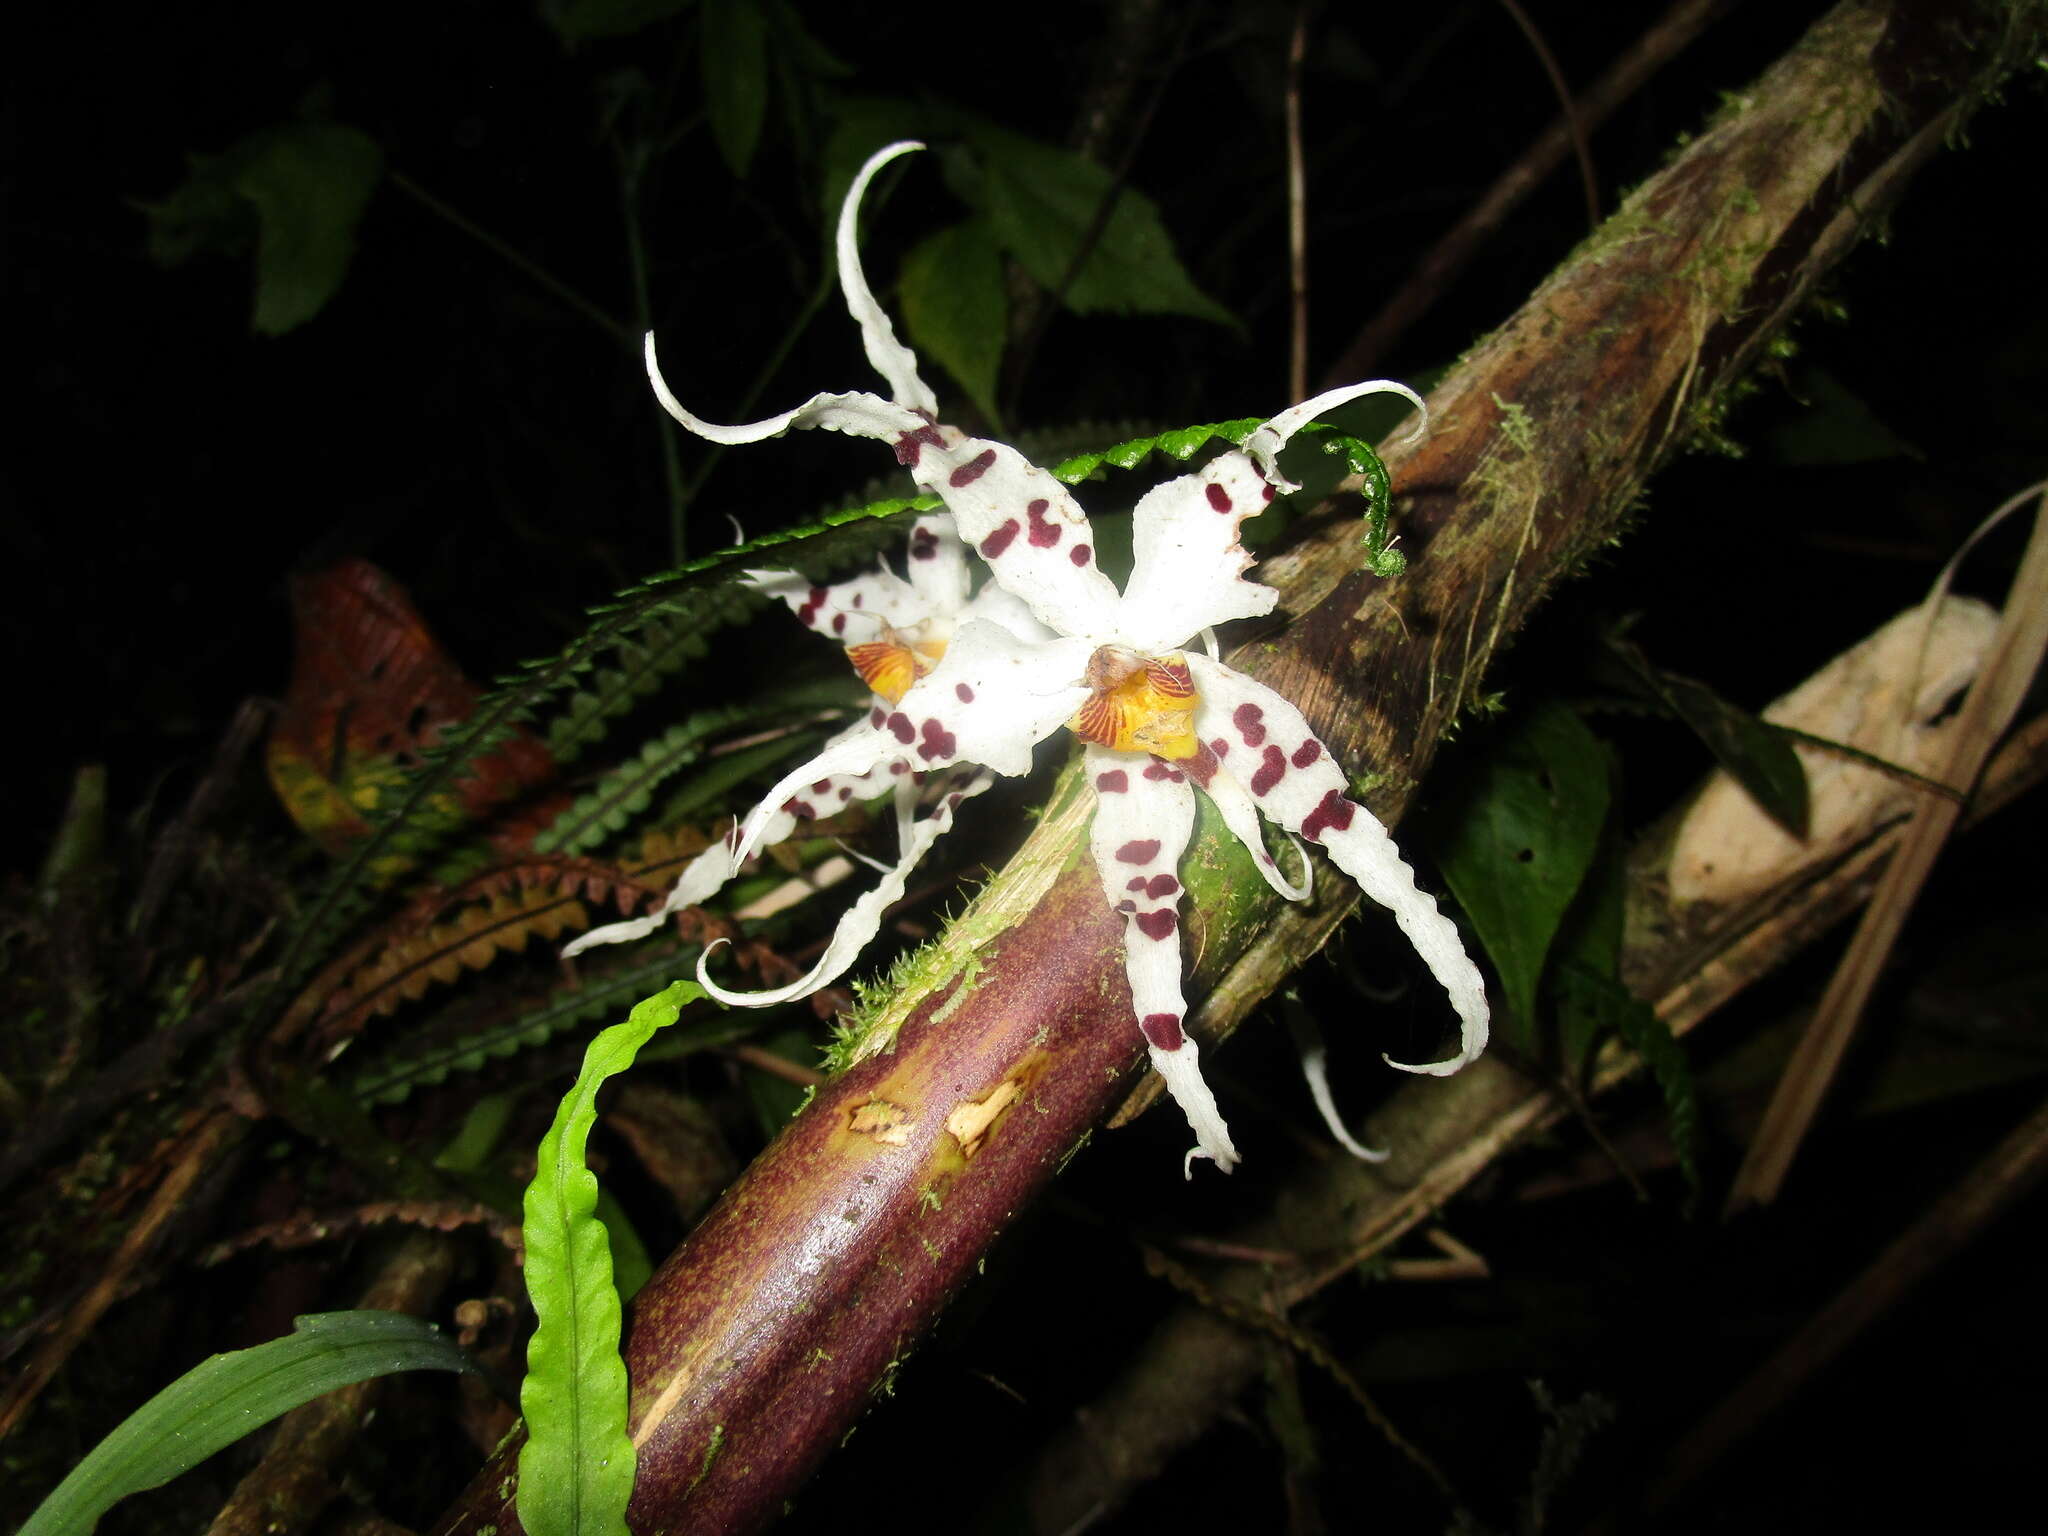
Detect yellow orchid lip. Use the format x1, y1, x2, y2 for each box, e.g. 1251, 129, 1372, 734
846, 628, 950, 704
1072, 647, 1199, 760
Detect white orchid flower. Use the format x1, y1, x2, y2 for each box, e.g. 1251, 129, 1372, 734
741, 515, 1050, 709
567, 514, 1047, 960
566, 139, 1046, 964
638, 140, 1489, 1174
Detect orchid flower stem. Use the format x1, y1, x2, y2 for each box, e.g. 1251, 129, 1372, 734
670, 156, 917, 537
674, 268, 837, 526
1496, 0, 1600, 228
618, 146, 692, 562
386, 170, 633, 347
1284, 3, 1310, 404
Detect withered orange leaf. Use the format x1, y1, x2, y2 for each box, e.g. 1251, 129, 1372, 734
265, 558, 558, 857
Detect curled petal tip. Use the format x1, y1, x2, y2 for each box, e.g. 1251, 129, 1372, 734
838, 141, 938, 415
643, 331, 707, 434
693, 937, 761, 1010
1183, 1147, 1237, 1179
1380, 1046, 1478, 1078
1244, 379, 1430, 491
1301, 1034, 1389, 1160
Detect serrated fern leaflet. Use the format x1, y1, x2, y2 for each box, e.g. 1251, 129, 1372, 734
349, 945, 741, 1105
535, 683, 857, 857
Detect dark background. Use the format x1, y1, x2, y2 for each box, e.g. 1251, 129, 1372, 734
7, 1, 2045, 1531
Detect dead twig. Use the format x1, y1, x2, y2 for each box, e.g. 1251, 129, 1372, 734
0, 1108, 246, 1443
1641, 1088, 2048, 1517
1322, 0, 1724, 382
1728, 488, 2048, 1213
1140, 1243, 1466, 1514
1285, 2, 1311, 403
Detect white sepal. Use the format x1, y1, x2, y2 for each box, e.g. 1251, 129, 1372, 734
837, 142, 940, 416
563, 718, 906, 958
1186, 653, 1488, 1075
561, 833, 735, 957
741, 565, 923, 646
1083, 743, 1241, 1175
1148, 1039, 1240, 1178
1114, 453, 1280, 653
645, 332, 924, 446
897, 433, 1124, 642
1298, 1027, 1390, 1163
696, 774, 991, 1007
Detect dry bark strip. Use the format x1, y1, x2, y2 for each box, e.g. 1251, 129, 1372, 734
430, 3, 2039, 1531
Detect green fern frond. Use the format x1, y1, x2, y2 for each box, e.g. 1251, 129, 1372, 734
541, 601, 753, 767
1046, 419, 1261, 482
349, 945, 727, 1106
535, 680, 858, 858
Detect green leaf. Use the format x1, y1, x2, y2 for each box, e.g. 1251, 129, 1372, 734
232, 121, 384, 335
1598, 631, 1810, 838
139, 119, 383, 336
1764, 365, 1920, 466
433, 1089, 519, 1174
702, 0, 768, 177
138, 152, 257, 269
1430, 701, 1610, 1035
544, 0, 699, 44
963, 124, 1235, 328
1555, 965, 1700, 1192
900, 217, 1008, 425
1550, 832, 1628, 1075
20, 1311, 473, 1536
518, 980, 705, 1536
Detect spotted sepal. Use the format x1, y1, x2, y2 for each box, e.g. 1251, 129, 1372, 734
696, 769, 994, 1007
894, 430, 1125, 644
1185, 653, 1488, 1075
1084, 743, 1239, 1175
742, 566, 924, 647
563, 720, 911, 957
1112, 453, 1281, 655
